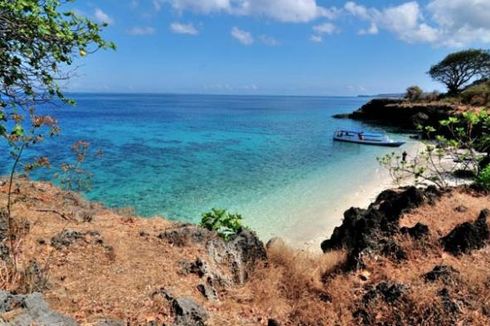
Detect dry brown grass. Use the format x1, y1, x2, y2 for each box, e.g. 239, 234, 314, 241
0, 180, 489, 325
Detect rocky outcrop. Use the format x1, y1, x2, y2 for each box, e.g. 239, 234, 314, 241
441, 209, 489, 255
423, 265, 460, 285
0, 291, 77, 325
400, 222, 430, 240
160, 225, 267, 299
155, 289, 209, 326
207, 229, 267, 284
335, 98, 454, 129
321, 186, 441, 269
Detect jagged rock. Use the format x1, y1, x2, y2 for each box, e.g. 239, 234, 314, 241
321, 187, 439, 269
51, 230, 85, 249
348, 98, 453, 129
0, 208, 8, 242
267, 319, 281, 326
438, 288, 462, 315
196, 283, 218, 302
441, 209, 489, 255
423, 265, 460, 285
400, 222, 430, 240
362, 281, 406, 305
159, 290, 208, 326
380, 239, 407, 262
409, 112, 430, 127
179, 258, 208, 277
207, 229, 267, 284
0, 291, 77, 325
163, 226, 266, 285
158, 225, 214, 247
0, 243, 10, 262
352, 308, 372, 325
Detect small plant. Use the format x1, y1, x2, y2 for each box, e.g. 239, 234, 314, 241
378, 111, 490, 189
54, 140, 103, 192
200, 208, 244, 240
477, 164, 490, 190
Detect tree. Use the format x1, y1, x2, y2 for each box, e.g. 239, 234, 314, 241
0, 0, 114, 268
405, 85, 423, 102
428, 49, 490, 95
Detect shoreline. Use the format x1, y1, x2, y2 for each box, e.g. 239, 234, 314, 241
280, 140, 424, 252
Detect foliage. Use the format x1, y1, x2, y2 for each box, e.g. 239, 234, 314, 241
428, 49, 490, 95
461, 80, 490, 107
405, 86, 423, 102
0, 0, 113, 270
200, 208, 244, 240
477, 164, 490, 190
54, 140, 102, 192
378, 111, 490, 189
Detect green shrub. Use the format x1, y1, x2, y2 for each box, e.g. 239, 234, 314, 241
405, 85, 423, 102
477, 164, 490, 190
461, 81, 490, 107
200, 208, 244, 240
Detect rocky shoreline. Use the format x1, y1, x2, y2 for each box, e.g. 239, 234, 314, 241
333, 98, 456, 129
0, 178, 489, 325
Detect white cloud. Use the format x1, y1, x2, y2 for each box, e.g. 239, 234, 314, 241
313, 22, 337, 35
170, 22, 199, 35
94, 8, 114, 25
128, 26, 156, 36
310, 35, 323, 43
231, 27, 254, 45
310, 22, 337, 44
427, 0, 490, 46
259, 35, 280, 46
154, 0, 337, 23
345, 1, 490, 47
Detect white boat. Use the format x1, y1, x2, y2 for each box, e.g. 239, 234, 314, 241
333, 130, 405, 147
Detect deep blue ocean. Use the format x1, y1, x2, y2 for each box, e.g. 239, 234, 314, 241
1, 94, 414, 244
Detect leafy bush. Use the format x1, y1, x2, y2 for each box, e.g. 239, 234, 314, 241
200, 208, 244, 240
477, 164, 490, 190
461, 80, 490, 107
378, 111, 490, 189
405, 86, 423, 102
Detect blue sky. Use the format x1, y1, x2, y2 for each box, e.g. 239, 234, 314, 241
68, 0, 490, 96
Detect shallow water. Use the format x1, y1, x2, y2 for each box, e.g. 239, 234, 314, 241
1, 94, 414, 243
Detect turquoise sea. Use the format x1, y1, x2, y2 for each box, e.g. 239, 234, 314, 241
1, 94, 414, 245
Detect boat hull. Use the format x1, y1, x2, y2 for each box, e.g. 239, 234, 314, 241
333, 137, 405, 147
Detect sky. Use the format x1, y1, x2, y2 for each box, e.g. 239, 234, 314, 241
67, 0, 490, 96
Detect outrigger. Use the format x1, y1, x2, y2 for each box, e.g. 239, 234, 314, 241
333, 130, 405, 147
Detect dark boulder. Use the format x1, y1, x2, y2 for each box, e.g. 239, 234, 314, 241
441, 209, 489, 255
362, 281, 407, 305
158, 290, 208, 326
348, 98, 453, 130
51, 230, 85, 250
380, 239, 408, 262
267, 319, 281, 326
438, 288, 462, 315
423, 265, 460, 285
0, 291, 77, 326
409, 112, 430, 128
400, 222, 430, 240
321, 187, 439, 269
158, 225, 214, 247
